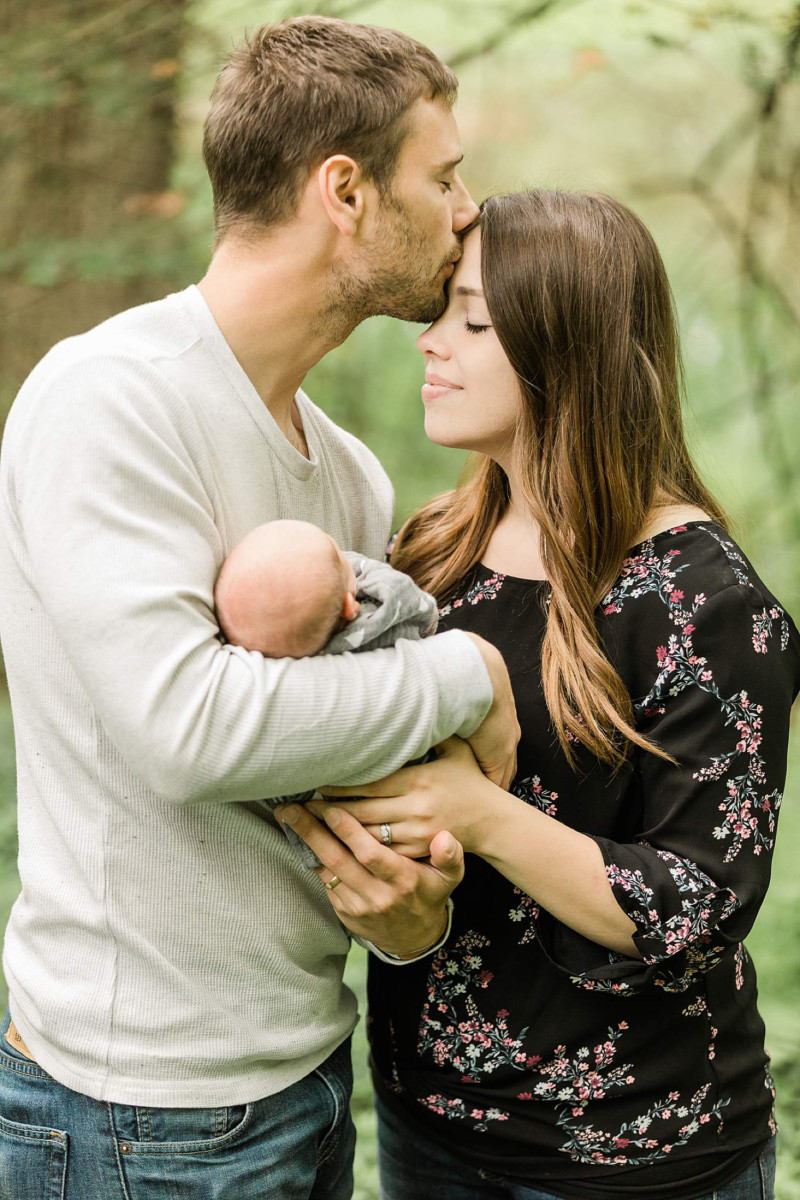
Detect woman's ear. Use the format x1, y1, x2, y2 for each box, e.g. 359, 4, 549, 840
317, 155, 367, 236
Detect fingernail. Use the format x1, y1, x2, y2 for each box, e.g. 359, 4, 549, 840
441, 834, 456, 857
325, 808, 341, 828
281, 805, 300, 826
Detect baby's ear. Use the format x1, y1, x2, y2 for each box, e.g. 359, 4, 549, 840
342, 593, 360, 622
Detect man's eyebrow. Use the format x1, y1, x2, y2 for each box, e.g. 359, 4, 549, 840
435, 154, 464, 173
455, 286, 484, 297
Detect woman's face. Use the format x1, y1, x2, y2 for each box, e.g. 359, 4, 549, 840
416, 227, 521, 465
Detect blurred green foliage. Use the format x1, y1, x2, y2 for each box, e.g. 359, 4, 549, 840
3, 2, 799, 591
0, 698, 18, 928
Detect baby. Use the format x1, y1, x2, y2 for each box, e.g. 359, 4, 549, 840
215, 519, 361, 659
215, 519, 438, 865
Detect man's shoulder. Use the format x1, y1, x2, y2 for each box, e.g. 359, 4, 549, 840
1, 296, 213, 494
7, 290, 203, 428
36, 288, 199, 378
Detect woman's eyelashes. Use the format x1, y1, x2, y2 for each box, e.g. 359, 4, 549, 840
465, 320, 491, 334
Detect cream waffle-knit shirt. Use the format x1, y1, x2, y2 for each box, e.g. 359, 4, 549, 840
0, 285, 492, 1106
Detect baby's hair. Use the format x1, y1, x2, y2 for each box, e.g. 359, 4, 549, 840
214, 523, 347, 658
291, 578, 345, 657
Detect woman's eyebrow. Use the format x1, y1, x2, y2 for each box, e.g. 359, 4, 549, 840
455, 286, 484, 297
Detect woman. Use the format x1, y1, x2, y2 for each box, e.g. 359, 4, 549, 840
320, 191, 800, 1199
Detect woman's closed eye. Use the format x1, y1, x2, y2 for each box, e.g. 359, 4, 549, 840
465, 320, 491, 334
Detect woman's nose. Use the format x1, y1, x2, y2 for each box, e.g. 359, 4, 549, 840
416, 323, 450, 358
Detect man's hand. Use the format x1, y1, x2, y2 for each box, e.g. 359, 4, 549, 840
276, 803, 464, 957
463, 633, 520, 790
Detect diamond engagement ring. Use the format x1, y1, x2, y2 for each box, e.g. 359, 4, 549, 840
380, 822, 393, 846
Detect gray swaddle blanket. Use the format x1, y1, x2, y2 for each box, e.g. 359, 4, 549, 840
262, 551, 438, 868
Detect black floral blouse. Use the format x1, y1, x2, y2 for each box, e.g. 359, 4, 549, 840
369, 522, 800, 1199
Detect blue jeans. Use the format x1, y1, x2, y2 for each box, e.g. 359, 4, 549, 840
376, 1093, 776, 1200
0, 1009, 355, 1199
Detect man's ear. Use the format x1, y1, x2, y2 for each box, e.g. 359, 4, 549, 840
316, 155, 368, 236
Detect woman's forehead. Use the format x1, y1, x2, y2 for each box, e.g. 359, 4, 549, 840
451, 229, 483, 293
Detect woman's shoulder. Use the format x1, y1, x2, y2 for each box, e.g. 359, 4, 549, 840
602, 520, 800, 669
611, 520, 778, 600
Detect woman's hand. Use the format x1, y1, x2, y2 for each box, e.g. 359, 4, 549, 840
313, 736, 507, 857
305, 739, 641, 959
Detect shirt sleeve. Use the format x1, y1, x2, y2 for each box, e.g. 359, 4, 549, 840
353, 899, 454, 965
533, 583, 799, 994
4, 353, 492, 805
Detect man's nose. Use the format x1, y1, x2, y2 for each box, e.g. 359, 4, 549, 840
452, 174, 480, 233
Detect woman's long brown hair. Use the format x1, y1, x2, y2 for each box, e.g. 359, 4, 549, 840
392, 191, 727, 771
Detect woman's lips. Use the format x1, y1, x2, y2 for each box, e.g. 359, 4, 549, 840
422, 374, 461, 403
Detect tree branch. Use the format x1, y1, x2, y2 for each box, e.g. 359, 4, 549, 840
448, 0, 587, 69
735, 2, 800, 531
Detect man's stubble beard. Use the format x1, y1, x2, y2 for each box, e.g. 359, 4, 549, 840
316, 197, 459, 339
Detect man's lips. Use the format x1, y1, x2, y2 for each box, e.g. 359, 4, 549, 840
422, 372, 462, 402
442, 248, 462, 274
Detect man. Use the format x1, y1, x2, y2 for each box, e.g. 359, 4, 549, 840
0, 15, 518, 1200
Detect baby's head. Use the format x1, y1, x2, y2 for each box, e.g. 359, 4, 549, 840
215, 520, 360, 658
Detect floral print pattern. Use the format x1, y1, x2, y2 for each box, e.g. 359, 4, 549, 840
556, 1081, 728, 1167
753, 605, 790, 654
605, 849, 739, 966
511, 774, 559, 817
611, 530, 788, 866
418, 933, 531, 1079
528, 1023, 729, 1166
369, 523, 798, 1190
438, 571, 505, 620
417, 962, 731, 1165
508, 887, 539, 945
418, 1094, 510, 1133
602, 543, 692, 621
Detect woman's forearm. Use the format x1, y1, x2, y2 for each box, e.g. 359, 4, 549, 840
475, 788, 641, 959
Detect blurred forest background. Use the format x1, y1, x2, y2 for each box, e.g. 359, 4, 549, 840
1, 0, 799, 1196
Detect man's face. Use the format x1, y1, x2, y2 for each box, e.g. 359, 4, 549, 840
344, 97, 480, 324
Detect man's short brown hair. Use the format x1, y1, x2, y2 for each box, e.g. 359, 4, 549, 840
202, 16, 458, 240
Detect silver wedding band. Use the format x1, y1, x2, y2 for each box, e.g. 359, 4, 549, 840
326, 875, 341, 890
380, 822, 392, 846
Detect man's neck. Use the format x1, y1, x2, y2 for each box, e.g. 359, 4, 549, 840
197, 231, 357, 439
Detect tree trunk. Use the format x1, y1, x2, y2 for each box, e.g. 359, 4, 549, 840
0, 0, 189, 416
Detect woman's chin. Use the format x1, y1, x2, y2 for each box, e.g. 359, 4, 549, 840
422, 418, 476, 453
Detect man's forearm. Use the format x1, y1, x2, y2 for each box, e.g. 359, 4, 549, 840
114, 630, 492, 804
